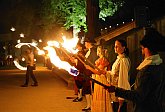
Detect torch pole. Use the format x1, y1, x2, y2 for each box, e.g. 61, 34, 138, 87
78, 73, 109, 89
59, 45, 102, 73
57, 46, 109, 89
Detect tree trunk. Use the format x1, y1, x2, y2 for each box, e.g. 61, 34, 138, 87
86, 0, 100, 41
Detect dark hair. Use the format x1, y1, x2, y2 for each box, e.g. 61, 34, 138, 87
140, 28, 165, 53
27, 47, 32, 52
116, 39, 129, 56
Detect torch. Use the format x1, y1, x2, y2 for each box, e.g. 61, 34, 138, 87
57, 45, 109, 88
45, 40, 109, 89
70, 68, 109, 88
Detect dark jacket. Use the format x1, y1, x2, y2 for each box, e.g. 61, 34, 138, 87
115, 64, 165, 112
84, 46, 98, 76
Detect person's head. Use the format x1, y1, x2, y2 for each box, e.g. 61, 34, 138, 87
99, 39, 106, 45
26, 47, 32, 54
84, 38, 96, 49
97, 46, 105, 57
140, 28, 165, 58
114, 39, 129, 56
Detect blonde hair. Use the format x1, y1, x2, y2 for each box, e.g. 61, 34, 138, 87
97, 46, 105, 57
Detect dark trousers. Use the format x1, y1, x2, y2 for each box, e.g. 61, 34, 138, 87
83, 79, 91, 94
75, 80, 84, 89
25, 65, 38, 85
112, 101, 127, 112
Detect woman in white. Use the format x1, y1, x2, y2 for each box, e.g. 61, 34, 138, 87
106, 39, 131, 112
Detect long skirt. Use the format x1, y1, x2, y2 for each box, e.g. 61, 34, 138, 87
91, 74, 113, 112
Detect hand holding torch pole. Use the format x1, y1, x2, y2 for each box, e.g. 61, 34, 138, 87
57, 45, 109, 89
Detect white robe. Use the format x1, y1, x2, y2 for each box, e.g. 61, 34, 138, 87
106, 54, 131, 101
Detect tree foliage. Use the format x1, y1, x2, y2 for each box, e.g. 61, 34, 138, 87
40, 0, 124, 32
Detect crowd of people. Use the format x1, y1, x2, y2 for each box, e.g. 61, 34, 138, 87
17, 27, 165, 112
69, 28, 165, 112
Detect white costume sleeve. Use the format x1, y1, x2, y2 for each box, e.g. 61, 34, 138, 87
118, 58, 131, 90
118, 58, 131, 100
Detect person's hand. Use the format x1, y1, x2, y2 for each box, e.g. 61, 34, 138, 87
100, 70, 106, 75
105, 85, 116, 93
69, 56, 75, 63
117, 106, 121, 112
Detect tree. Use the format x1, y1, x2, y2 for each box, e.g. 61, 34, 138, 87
40, 0, 124, 36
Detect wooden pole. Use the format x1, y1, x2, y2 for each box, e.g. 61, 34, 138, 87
56, 46, 109, 88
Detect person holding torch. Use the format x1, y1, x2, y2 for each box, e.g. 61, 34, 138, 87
105, 28, 165, 112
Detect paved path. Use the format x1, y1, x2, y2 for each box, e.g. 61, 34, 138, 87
0, 67, 86, 112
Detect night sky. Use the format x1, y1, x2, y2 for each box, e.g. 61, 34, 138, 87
0, 0, 41, 34
0, 0, 165, 34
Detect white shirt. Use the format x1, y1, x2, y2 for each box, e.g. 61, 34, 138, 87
25, 52, 34, 66
107, 54, 131, 100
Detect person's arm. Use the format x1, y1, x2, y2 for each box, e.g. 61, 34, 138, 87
29, 54, 34, 66
107, 68, 153, 104
85, 65, 101, 75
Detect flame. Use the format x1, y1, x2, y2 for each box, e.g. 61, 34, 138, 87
47, 41, 60, 48
38, 50, 45, 55
61, 36, 79, 54
44, 46, 78, 76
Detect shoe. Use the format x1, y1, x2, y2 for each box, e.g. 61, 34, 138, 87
73, 97, 83, 102
21, 84, 28, 87
31, 83, 38, 87
82, 107, 91, 111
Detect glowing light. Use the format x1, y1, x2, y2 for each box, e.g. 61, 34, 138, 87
44, 46, 78, 76
38, 50, 45, 55
15, 43, 31, 48
10, 27, 16, 32
22, 57, 25, 61
14, 59, 27, 70
17, 39, 21, 43
20, 33, 24, 38
15, 42, 45, 55
3, 46, 6, 49
14, 42, 45, 70
9, 55, 13, 58
61, 36, 79, 54
47, 41, 60, 48
39, 39, 42, 42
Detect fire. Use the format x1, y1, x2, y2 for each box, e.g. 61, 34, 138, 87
61, 36, 79, 54
44, 46, 78, 76
14, 36, 80, 74
43, 36, 80, 76
47, 41, 60, 48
